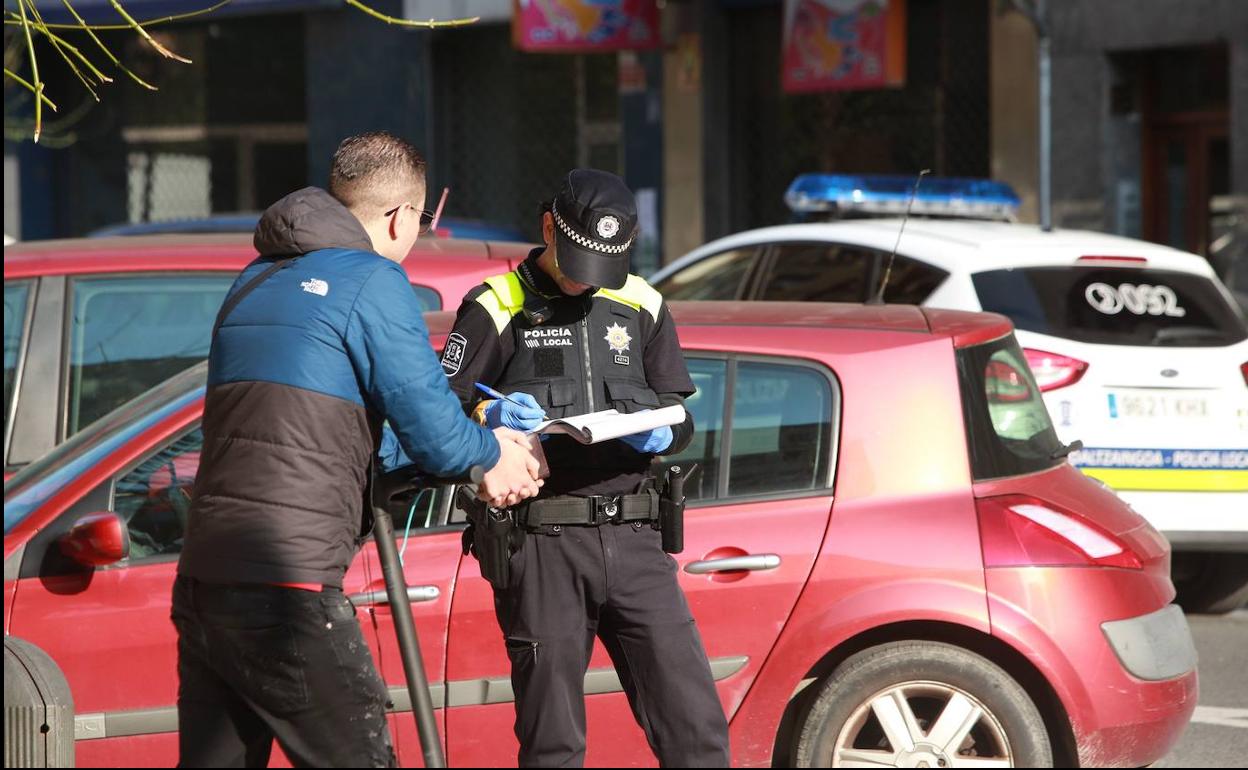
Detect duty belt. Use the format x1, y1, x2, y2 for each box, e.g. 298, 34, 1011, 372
517, 491, 660, 527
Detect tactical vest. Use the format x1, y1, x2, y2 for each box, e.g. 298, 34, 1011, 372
473, 270, 668, 496
474, 270, 665, 419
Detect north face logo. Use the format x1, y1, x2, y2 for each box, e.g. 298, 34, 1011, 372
301, 278, 329, 297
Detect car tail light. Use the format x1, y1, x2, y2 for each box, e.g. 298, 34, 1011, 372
1024, 348, 1088, 392
977, 494, 1142, 570
1242, 362, 1247, 387
984, 359, 1034, 403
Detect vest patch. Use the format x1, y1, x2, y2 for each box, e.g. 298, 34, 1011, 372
534, 349, 565, 377
522, 327, 574, 348
441, 332, 467, 375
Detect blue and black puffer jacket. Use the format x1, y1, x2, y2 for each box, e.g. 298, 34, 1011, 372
179, 187, 499, 587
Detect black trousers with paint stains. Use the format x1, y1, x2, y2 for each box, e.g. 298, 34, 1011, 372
171, 576, 396, 768
493, 520, 731, 768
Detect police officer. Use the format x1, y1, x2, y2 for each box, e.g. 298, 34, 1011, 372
441, 169, 730, 767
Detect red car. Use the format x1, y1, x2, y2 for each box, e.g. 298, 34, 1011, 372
3, 303, 1197, 768
2, 234, 533, 476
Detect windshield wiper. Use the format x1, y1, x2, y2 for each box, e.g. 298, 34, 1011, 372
1051, 439, 1084, 460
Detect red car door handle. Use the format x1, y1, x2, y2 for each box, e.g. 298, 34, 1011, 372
683, 554, 781, 575
348, 585, 441, 607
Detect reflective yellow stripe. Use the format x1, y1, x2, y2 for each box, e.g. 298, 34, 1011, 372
478, 271, 664, 330
475, 272, 525, 333
484, 273, 525, 311
1081, 467, 1248, 493
595, 274, 663, 320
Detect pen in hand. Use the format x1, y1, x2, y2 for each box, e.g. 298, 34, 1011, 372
475, 382, 546, 414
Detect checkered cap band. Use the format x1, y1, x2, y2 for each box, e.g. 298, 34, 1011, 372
552, 201, 634, 255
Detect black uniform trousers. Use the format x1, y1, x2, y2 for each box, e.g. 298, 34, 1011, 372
171, 576, 396, 768
493, 519, 731, 768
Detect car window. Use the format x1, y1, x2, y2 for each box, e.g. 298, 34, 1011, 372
957, 335, 1064, 481
114, 427, 203, 561
727, 361, 834, 497
4, 281, 32, 432
972, 267, 1248, 347
3, 368, 204, 536
655, 248, 757, 301
881, 255, 949, 305
390, 478, 450, 529
758, 243, 875, 302
656, 358, 727, 502
412, 284, 441, 312
66, 275, 232, 436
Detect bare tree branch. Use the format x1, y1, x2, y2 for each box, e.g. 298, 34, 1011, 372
13, 0, 44, 140
107, 0, 193, 61
340, 0, 478, 28
56, 0, 158, 89
5, 66, 59, 111
25, 0, 114, 102
3, 0, 480, 142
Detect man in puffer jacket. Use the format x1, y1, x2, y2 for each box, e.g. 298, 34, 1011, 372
174, 132, 542, 768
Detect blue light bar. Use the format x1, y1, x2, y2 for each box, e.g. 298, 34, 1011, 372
785, 174, 1021, 221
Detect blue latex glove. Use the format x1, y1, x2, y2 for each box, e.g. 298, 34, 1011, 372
483, 392, 546, 431
619, 424, 674, 454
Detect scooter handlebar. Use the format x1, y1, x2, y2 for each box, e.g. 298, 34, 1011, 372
375, 465, 484, 504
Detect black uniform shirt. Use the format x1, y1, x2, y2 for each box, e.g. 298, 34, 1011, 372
442, 249, 695, 497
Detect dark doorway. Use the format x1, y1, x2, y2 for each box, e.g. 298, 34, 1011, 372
1141, 44, 1230, 257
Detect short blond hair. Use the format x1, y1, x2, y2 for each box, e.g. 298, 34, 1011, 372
329, 131, 426, 217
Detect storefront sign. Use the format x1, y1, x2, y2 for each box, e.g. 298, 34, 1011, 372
782, 0, 906, 93
513, 0, 661, 53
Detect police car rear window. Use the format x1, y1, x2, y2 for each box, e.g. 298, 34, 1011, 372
972, 267, 1247, 347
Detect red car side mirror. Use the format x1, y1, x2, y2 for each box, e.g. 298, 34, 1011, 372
58, 512, 130, 568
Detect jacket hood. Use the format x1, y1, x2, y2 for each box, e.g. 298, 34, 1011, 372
253, 186, 374, 257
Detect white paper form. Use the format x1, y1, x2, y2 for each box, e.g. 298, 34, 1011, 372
529, 405, 686, 445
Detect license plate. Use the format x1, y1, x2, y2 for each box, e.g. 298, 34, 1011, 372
1107, 392, 1210, 420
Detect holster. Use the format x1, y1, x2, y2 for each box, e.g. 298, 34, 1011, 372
457, 488, 523, 591
657, 464, 694, 554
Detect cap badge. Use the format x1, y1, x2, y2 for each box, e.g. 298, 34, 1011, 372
596, 215, 620, 240
552, 201, 633, 254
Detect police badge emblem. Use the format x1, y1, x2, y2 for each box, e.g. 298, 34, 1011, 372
596, 215, 620, 240
441, 332, 467, 375
605, 322, 631, 365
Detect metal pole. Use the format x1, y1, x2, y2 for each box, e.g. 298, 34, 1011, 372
371, 498, 446, 769
369, 466, 482, 768
1037, 0, 1052, 231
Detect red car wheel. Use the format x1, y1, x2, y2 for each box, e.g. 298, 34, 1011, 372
794, 641, 1052, 768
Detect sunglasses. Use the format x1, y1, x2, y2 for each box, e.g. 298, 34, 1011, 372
385, 187, 449, 236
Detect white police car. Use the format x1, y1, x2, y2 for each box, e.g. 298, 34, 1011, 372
652, 174, 1248, 612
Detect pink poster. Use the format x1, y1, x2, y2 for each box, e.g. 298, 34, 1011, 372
513, 0, 661, 53
782, 0, 907, 94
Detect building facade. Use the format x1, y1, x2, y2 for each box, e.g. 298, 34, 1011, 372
5, 0, 1244, 288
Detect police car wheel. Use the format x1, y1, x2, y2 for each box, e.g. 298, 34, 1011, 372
793, 641, 1052, 768
1174, 553, 1248, 615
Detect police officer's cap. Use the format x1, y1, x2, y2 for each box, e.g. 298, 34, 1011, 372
551, 169, 637, 291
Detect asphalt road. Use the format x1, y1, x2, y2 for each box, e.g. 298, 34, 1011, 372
1154, 609, 1248, 768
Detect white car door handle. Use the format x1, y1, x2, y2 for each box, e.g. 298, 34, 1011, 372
348, 585, 440, 606
684, 554, 781, 575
